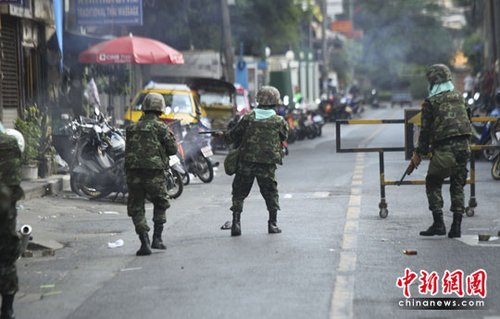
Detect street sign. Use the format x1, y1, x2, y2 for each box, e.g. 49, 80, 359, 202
76, 0, 143, 26
0, 0, 23, 4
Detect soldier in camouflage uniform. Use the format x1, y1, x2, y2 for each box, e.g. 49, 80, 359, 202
213, 86, 288, 236
125, 93, 178, 256
410, 64, 472, 238
0, 125, 24, 319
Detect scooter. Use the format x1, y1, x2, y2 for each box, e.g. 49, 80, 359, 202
179, 124, 215, 183
68, 109, 128, 200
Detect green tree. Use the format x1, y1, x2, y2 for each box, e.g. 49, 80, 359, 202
130, 0, 305, 56
353, 0, 456, 89
231, 0, 304, 56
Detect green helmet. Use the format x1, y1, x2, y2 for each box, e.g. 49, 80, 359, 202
143, 93, 165, 113
256, 86, 281, 106
426, 64, 452, 85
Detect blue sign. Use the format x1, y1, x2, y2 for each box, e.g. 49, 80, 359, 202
0, 0, 23, 4
76, 0, 143, 26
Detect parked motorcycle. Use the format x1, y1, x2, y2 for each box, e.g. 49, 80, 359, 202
166, 154, 184, 198
178, 124, 215, 183
471, 106, 500, 161
490, 119, 500, 180
68, 107, 184, 200
68, 108, 127, 200
369, 89, 380, 108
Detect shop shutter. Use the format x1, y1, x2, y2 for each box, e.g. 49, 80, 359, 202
0, 16, 21, 111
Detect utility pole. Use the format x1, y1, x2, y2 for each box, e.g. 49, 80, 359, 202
321, 0, 328, 94
221, 0, 235, 83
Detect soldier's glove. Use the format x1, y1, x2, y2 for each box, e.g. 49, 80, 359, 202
211, 131, 225, 138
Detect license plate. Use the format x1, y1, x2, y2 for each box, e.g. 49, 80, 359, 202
201, 146, 213, 157
169, 155, 180, 166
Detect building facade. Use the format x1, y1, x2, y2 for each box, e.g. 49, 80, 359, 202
0, 0, 57, 128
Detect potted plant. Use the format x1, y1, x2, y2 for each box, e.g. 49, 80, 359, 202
14, 105, 42, 180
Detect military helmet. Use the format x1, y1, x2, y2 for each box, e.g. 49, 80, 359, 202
426, 64, 453, 85
143, 92, 165, 113
256, 86, 281, 106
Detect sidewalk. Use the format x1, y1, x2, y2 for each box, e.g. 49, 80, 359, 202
18, 174, 69, 254
20, 174, 69, 201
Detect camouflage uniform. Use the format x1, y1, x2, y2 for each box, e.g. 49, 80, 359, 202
0, 132, 24, 318
224, 86, 288, 235
416, 64, 472, 238
125, 93, 178, 255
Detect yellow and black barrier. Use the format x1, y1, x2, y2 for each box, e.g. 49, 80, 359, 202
335, 114, 499, 218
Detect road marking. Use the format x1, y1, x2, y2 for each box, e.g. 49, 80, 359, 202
346, 206, 360, 220
348, 195, 361, 207
350, 188, 361, 195
341, 234, 358, 251
330, 155, 364, 319
337, 251, 357, 272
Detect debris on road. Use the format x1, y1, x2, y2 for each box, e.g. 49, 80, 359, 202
220, 221, 231, 230
99, 211, 120, 215
403, 250, 417, 255
120, 267, 142, 272
107, 239, 124, 248
478, 234, 491, 241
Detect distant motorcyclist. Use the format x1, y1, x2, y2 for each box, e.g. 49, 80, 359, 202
125, 93, 178, 256
213, 86, 288, 236
0, 124, 25, 319
410, 64, 472, 238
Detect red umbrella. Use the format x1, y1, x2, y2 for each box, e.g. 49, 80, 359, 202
78, 34, 184, 64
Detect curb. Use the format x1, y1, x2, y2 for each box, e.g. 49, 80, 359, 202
19, 175, 69, 255
21, 175, 69, 201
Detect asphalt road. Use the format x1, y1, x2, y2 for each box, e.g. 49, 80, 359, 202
15, 106, 500, 319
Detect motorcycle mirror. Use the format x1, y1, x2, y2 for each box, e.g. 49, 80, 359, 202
94, 106, 101, 117
474, 92, 480, 100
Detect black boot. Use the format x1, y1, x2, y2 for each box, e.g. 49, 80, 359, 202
268, 211, 282, 234
1, 294, 15, 319
151, 224, 167, 250
419, 210, 446, 236
136, 232, 152, 256
448, 213, 463, 238
231, 212, 241, 237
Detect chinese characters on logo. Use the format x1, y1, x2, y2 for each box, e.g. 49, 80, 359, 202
396, 268, 487, 298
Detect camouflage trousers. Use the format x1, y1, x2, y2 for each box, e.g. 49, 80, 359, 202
426, 138, 471, 214
231, 161, 280, 214
0, 185, 23, 295
127, 182, 170, 234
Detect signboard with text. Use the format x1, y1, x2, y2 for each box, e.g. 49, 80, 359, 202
76, 0, 143, 26
0, 0, 23, 4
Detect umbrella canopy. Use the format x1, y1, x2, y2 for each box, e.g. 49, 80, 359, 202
78, 35, 184, 64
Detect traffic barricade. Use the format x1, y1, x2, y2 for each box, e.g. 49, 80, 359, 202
335, 111, 499, 219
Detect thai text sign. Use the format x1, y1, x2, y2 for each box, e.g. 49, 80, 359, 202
76, 0, 143, 26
